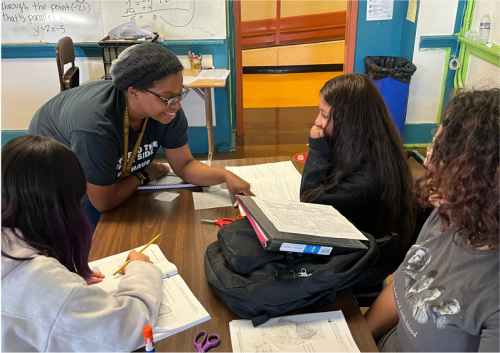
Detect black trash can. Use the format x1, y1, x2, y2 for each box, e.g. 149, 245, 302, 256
365, 56, 417, 134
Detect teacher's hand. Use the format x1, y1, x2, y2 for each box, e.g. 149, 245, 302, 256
310, 125, 325, 139
224, 171, 253, 205
145, 162, 170, 181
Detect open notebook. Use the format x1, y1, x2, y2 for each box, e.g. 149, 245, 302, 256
89, 244, 210, 347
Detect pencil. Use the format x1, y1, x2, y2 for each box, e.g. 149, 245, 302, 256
113, 233, 161, 276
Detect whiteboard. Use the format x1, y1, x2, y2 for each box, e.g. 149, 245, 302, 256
100, 0, 226, 40
1, 0, 104, 42
1, 0, 227, 43
471, 0, 499, 46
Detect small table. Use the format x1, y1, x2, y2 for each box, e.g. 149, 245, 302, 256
90, 157, 378, 352
183, 69, 227, 161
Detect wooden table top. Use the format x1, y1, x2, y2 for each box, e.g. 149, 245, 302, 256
89, 156, 378, 352
183, 69, 227, 88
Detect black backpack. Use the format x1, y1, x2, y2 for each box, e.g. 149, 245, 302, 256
204, 218, 392, 326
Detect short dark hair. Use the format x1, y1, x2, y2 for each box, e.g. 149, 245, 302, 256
1, 135, 93, 279
416, 88, 499, 250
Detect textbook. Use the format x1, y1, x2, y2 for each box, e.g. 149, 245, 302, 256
89, 244, 210, 346
236, 196, 368, 255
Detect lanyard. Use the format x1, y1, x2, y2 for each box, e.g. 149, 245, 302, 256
120, 95, 149, 180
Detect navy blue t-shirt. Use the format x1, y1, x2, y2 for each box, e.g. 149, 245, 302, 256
29, 80, 189, 186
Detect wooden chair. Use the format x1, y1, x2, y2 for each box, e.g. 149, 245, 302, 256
56, 37, 79, 91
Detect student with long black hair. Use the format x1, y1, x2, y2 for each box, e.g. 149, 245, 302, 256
1, 135, 162, 352
365, 89, 499, 351
300, 73, 416, 288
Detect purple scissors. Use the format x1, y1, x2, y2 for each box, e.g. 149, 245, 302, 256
194, 330, 220, 353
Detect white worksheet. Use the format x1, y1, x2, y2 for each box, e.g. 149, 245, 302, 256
249, 179, 301, 202
183, 76, 199, 85
252, 198, 368, 241
226, 161, 301, 184
195, 69, 230, 80
192, 187, 232, 210
227, 161, 302, 215
89, 244, 178, 294
152, 275, 210, 338
155, 192, 180, 202
230, 311, 360, 352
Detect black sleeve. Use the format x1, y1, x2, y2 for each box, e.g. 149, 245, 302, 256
300, 135, 331, 198
161, 108, 189, 150
300, 135, 378, 224
70, 129, 120, 186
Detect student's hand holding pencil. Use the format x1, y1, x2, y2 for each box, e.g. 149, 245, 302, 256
118, 251, 153, 275
114, 234, 161, 275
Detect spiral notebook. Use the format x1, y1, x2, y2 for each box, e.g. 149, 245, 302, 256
137, 161, 210, 190
137, 172, 197, 190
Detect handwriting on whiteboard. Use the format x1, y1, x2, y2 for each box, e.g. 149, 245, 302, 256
1, 0, 99, 38
121, 0, 194, 28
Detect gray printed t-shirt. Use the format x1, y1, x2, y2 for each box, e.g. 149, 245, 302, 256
28, 80, 188, 186
378, 209, 499, 352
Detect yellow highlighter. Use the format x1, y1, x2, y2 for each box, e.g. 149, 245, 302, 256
113, 233, 161, 276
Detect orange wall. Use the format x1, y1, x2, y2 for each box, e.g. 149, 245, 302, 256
241, 0, 347, 22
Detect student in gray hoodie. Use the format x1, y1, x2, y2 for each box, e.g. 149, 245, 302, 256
1, 134, 162, 352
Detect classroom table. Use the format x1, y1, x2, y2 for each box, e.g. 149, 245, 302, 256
89, 156, 378, 352
183, 69, 227, 161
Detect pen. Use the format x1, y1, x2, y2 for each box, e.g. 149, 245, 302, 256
113, 233, 161, 275
202, 66, 215, 70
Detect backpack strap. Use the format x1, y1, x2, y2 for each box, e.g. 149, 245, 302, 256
376, 232, 398, 247
250, 290, 337, 327
251, 313, 271, 327
300, 290, 337, 314
275, 252, 296, 281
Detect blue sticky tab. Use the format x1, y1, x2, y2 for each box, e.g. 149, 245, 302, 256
304, 245, 320, 254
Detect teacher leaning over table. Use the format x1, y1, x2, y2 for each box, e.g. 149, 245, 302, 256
29, 43, 251, 227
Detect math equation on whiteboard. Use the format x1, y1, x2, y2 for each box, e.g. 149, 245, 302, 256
1, 0, 97, 37
121, 0, 196, 28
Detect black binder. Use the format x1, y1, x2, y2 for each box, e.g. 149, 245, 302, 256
237, 196, 368, 255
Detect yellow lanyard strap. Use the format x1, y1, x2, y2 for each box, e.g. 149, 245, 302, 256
120, 95, 149, 180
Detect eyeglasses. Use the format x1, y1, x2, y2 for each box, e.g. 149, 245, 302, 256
145, 88, 190, 108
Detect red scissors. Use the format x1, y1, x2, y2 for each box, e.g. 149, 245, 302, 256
201, 216, 243, 227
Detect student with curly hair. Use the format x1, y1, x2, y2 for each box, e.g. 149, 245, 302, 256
300, 73, 416, 287
364, 89, 499, 352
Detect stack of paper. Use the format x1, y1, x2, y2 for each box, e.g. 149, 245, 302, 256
225, 161, 302, 202
230, 311, 359, 352
89, 245, 210, 347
